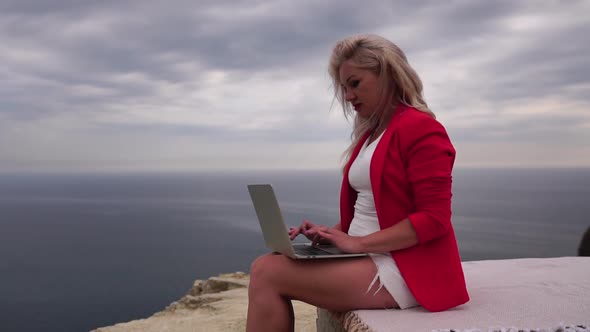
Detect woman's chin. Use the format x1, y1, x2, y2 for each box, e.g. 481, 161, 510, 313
356, 110, 372, 119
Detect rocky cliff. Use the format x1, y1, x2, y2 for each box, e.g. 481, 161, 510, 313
92, 272, 317, 332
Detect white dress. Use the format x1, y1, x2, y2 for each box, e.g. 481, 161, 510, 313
347, 132, 419, 309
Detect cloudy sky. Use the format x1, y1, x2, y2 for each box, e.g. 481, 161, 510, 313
1, 0, 589, 172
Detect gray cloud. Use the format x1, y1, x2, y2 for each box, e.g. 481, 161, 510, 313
0, 0, 589, 170
449, 115, 590, 144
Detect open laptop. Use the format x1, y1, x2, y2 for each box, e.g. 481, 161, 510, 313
247, 184, 367, 259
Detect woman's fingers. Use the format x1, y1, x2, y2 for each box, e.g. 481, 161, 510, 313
317, 229, 331, 239
289, 227, 300, 240
290, 220, 334, 243
304, 225, 323, 237
312, 234, 321, 246
301, 219, 315, 233
310, 226, 331, 246
290, 219, 317, 240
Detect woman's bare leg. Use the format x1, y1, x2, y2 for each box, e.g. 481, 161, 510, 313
246, 253, 398, 332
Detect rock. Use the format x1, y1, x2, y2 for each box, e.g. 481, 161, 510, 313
188, 280, 204, 296
161, 295, 222, 313
163, 273, 249, 312
187, 272, 249, 297
92, 272, 317, 332
219, 271, 248, 279
579, 226, 590, 256
202, 278, 234, 294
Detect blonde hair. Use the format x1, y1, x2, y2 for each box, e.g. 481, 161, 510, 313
328, 34, 434, 166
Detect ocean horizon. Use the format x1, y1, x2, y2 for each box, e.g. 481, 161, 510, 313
1, 168, 588, 331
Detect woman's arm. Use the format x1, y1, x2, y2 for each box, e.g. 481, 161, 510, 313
358, 218, 418, 252
401, 114, 455, 244
317, 219, 418, 253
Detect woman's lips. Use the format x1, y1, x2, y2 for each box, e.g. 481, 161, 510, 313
353, 103, 362, 111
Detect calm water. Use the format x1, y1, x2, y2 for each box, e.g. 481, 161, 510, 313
0, 168, 588, 331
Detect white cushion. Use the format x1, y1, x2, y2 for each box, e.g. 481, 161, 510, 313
318, 257, 590, 332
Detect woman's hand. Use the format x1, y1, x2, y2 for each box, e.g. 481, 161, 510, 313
289, 219, 313, 240
289, 219, 331, 244
317, 227, 365, 254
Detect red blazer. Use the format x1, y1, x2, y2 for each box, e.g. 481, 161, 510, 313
340, 105, 469, 312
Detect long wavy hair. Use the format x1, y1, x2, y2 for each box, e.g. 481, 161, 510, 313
328, 34, 434, 167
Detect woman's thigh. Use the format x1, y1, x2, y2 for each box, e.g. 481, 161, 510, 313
249, 254, 398, 312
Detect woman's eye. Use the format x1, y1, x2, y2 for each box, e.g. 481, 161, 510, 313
350, 80, 360, 88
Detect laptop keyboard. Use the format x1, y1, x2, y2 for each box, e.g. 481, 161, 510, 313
294, 245, 332, 256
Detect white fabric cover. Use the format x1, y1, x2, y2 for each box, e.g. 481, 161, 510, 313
340, 257, 590, 331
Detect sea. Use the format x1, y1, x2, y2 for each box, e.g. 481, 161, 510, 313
0, 168, 588, 332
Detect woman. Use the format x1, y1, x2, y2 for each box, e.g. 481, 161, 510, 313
246, 34, 469, 331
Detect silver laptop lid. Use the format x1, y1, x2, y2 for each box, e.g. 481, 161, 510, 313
247, 184, 297, 258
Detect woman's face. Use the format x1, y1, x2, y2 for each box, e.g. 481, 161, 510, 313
338, 59, 382, 119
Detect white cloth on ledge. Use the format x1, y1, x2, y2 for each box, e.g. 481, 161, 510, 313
339, 257, 590, 332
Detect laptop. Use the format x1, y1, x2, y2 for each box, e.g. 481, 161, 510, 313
247, 184, 367, 259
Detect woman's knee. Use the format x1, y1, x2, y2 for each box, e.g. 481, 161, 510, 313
249, 254, 289, 287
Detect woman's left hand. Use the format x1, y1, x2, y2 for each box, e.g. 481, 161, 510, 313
316, 228, 365, 254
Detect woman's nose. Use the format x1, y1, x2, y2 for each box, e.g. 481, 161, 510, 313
344, 89, 355, 102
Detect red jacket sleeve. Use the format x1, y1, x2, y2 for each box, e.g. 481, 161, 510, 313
400, 114, 456, 244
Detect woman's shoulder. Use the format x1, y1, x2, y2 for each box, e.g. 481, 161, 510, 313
397, 106, 439, 124
393, 106, 447, 136
390, 106, 455, 158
